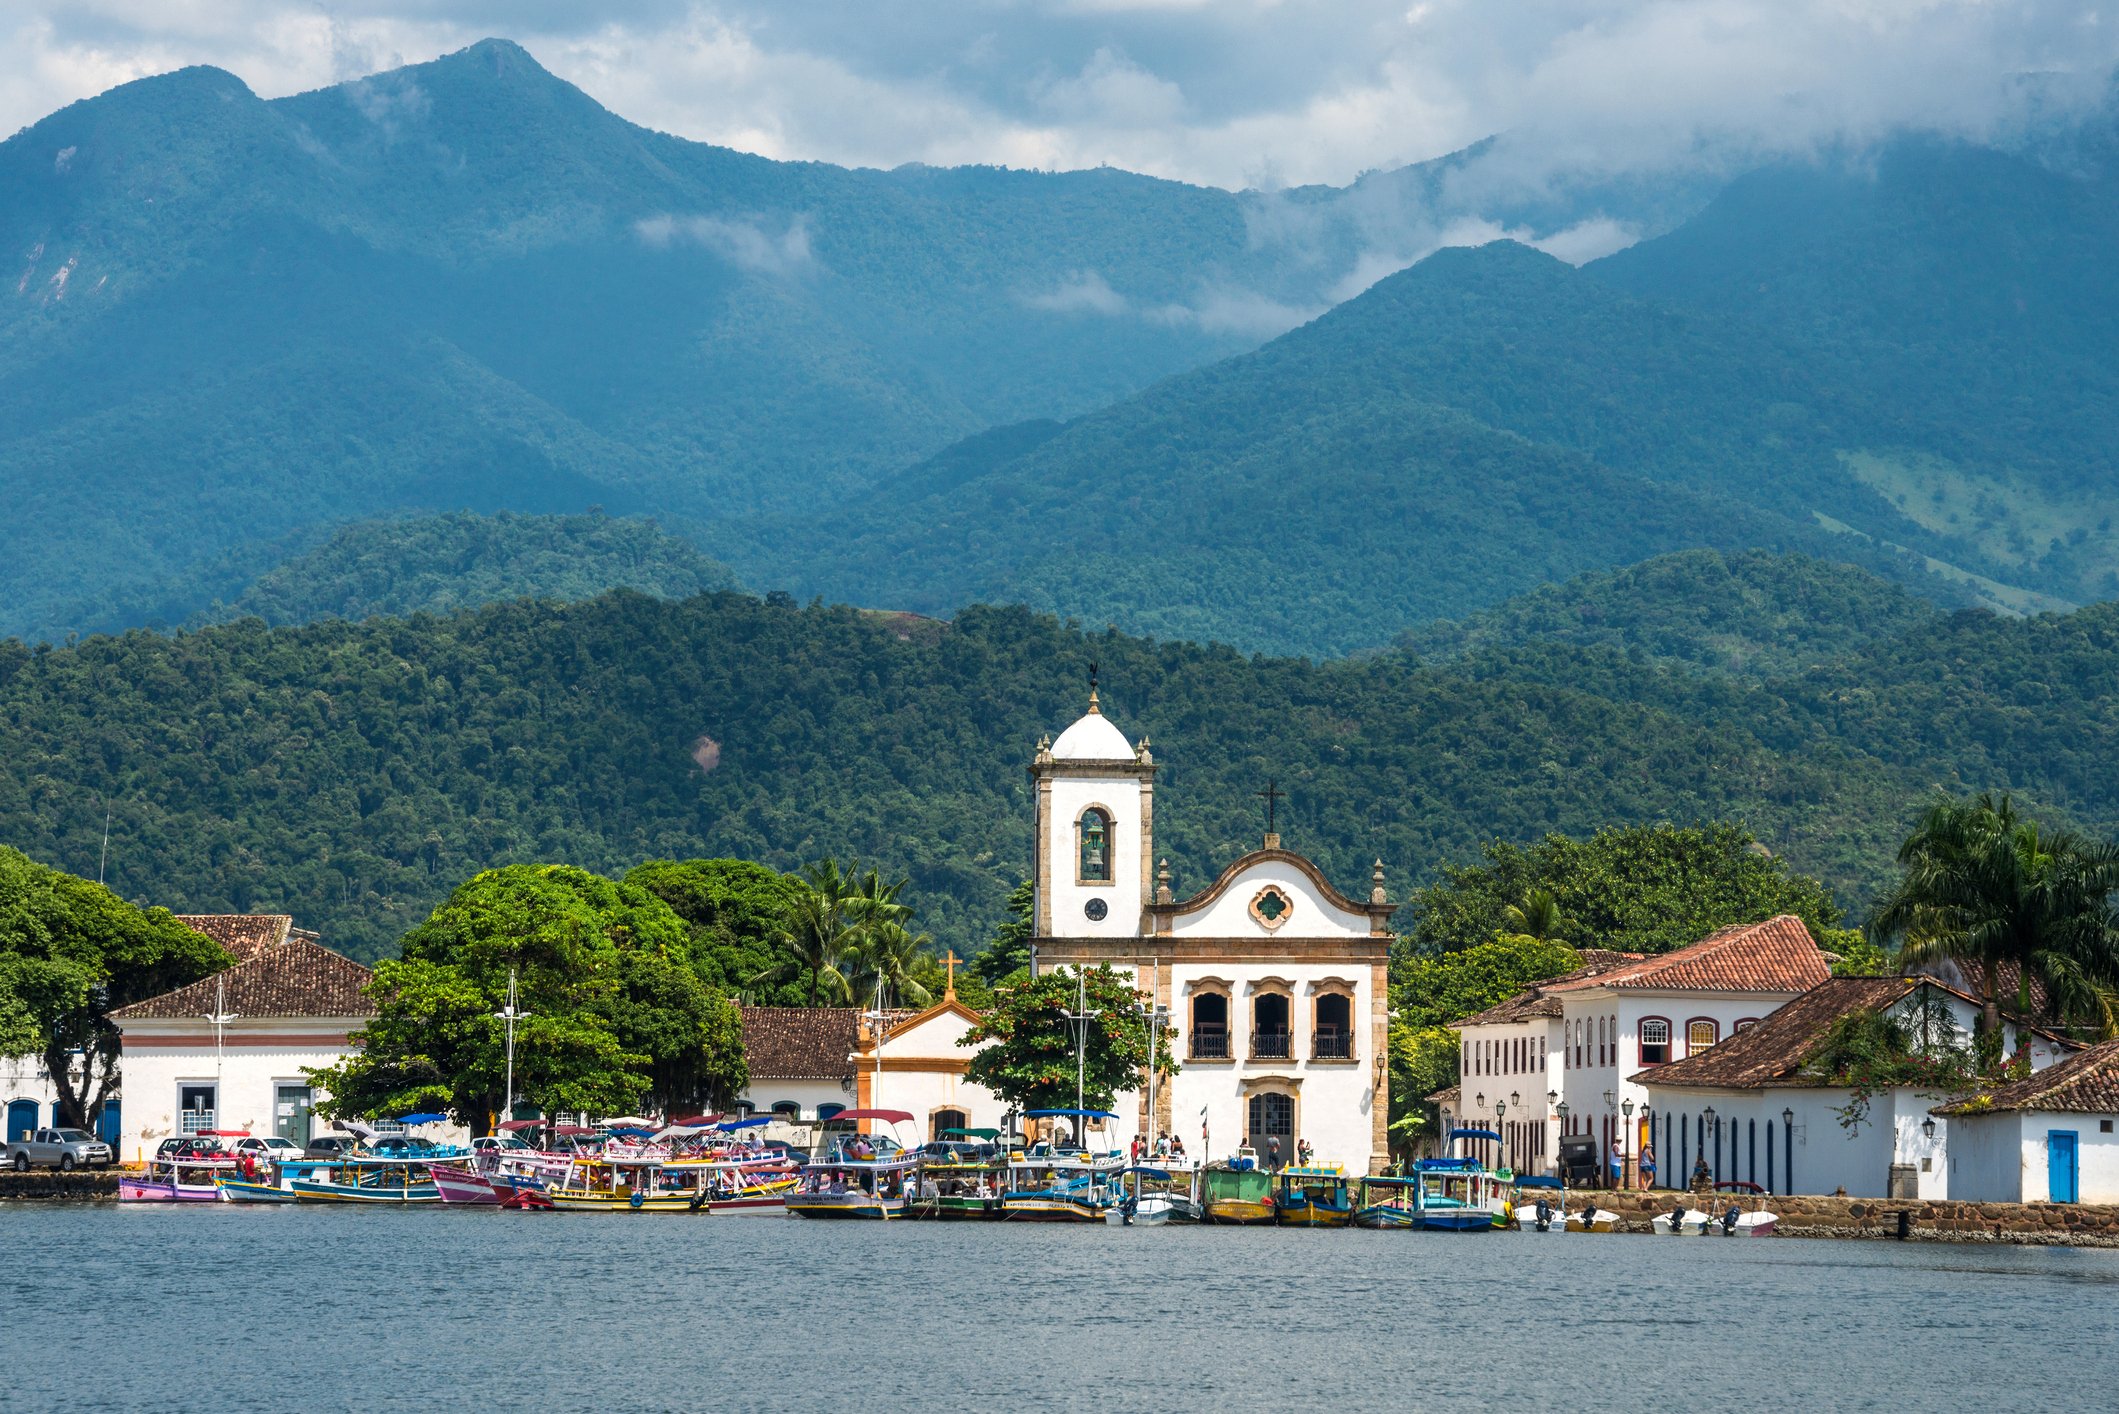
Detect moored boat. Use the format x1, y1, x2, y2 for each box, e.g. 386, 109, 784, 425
431, 1163, 504, 1205
999, 1149, 1124, 1222
1202, 1164, 1276, 1225
787, 1109, 920, 1219
122, 1156, 234, 1202
1565, 1206, 1620, 1233
1354, 1176, 1419, 1229
1412, 1157, 1500, 1231
1275, 1165, 1354, 1227
289, 1157, 442, 1204
1651, 1202, 1714, 1235
548, 1155, 703, 1212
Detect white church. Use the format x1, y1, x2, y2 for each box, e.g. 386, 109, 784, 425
1027, 688, 1395, 1174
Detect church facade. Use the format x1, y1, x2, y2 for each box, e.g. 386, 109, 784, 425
1028, 692, 1394, 1174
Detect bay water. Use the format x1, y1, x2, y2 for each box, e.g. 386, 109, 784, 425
4, 1205, 2111, 1410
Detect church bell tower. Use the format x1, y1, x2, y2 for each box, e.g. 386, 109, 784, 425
1030, 684, 1155, 943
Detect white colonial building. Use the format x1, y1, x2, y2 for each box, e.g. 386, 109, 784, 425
1448, 916, 1831, 1181
1636, 976, 2074, 1199
1028, 691, 1395, 1173
108, 915, 405, 1162
1939, 1038, 2119, 1205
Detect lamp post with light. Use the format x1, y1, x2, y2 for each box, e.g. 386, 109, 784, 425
1546, 1090, 1558, 1176
1621, 1097, 1636, 1190
1473, 1092, 1485, 1164
1494, 1095, 1509, 1173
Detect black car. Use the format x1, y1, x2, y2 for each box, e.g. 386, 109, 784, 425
303, 1134, 361, 1159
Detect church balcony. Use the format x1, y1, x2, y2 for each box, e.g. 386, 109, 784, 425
1189, 1027, 1231, 1061
1312, 1029, 1354, 1061
1250, 1031, 1293, 1061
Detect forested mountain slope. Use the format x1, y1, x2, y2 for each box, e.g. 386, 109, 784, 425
3, 583, 2113, 963
2, 39, 1494, 643
45, 511, 738, 634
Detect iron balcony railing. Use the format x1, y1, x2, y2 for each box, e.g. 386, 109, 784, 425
1251, 1030, 1293, 1060
1312, 1028, 1353, 1060
1190, 1026, 1231, 1060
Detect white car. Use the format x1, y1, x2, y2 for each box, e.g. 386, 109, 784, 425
232, 1135, 304, 1159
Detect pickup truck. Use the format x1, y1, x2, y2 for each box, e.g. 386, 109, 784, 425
7, 1127, 114, 1171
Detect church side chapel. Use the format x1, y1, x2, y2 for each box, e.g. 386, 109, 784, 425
1028, 683, 1394, 1174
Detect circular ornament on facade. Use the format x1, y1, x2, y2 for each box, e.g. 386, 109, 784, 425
1249, 885, 1293, 930
1084, 897, 1109, 921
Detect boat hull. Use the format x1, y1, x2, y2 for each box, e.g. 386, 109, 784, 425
1205, 1200, 1276, 1225
1651, 1210, 1713, 1236
430, 1165, 504, 1205
787, 1194, 905, 1219
1565, 1210, 1618, 1233
119, 1178, 220, 1202
289, 1181, 440, 1205
548, 1190, 703, 1212
1355, 1206, 1418, 1229
1417, 1209, 1494, 1232
1277, 1202, 1353, 1228
214, 1178, 295, 1203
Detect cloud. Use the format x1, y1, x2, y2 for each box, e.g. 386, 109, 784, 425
633, 212, 815, 275
1021, 268, 1318, 338
1021, 270, 1130, 315
3, 2, 2114, 200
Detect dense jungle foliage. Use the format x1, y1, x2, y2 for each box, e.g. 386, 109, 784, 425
3, 582, 2116, 965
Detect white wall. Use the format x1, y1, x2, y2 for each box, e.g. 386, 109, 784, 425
734, 1078, 851, 1121
2, 1056, 63, 1140
1630, 1086, 1956, 1199
1453, 1016, 1561, 1174
1166, 862, 1371, 939
1951, 1111, 2119, 1204
1046, 772, 1147, 940
868, 1007, 1010, 1140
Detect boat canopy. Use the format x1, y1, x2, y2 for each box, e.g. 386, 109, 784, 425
201, 1129, 252, 1138
497, 1119, 544, 1131
1450, 1127, 1501, 1141
825, 1109, 916, 1123
1024, 1108, 1120, 1120
395, 1112, 449, 1125
552, 1125, 599, 1137
1515, 1175, 1564, 1189
608, 1125, 655, 1138
1124, 1167, 1172, 1180
671, 1114, 721, 1126
941, 1127, 1001, 1140
717, 1116, 773, 1132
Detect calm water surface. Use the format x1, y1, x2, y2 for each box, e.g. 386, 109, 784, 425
4, 1205, 2111, 1411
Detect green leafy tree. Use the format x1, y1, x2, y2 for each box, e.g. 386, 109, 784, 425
1870, 793, 2119, 1038
0, 847, 230, 1129
972, 880, 1034, 987
1393, 935, 1583, 1031
310, 864, 746, 1128
1500, 888, 1566, 942
1407, 822, 1843, 957
1822, 927, 1891, 977
1386, 1021, 1463, 1163
847, 919, 935, 1010
751, 858, 903, 1006
625, 858, 805, 1004
962, 965, 1176, 1124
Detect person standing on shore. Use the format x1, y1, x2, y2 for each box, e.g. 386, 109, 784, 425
1638, 1142, 1657, 1190
1609, 1137, 1623, 1188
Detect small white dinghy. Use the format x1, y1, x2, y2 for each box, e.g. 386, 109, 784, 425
1652, 1203, 1714, 1235
1514, 1194, 1568, 1233
1565, 1206, 1620, 1233
1707, 1202, 1778, 1236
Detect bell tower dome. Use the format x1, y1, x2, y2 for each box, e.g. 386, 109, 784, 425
1030, 685, 1154, 943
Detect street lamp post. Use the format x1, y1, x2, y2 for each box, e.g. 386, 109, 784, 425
493, 965, 530, 1133
1621, 1097, 1636, 1190
1546, 1090, 1558, 1176
1701, 1105, 1718, 1191
1494, 1096, 1509, 1172
1061, 967, 1100, 1147
1556, 1100, 1570, 1184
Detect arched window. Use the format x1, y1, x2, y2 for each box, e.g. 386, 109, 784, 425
1191, 991, 1231, 1059
771, 1100, 801, 1119
1687, 1018, 1720, 1055
932, 1108, 968, 1141
1252, 992, 1292, 1060
1640, 1018, 1671, 1066
1313, 991, 1354, 1059
816, 1103, 845, 1121
1734, 1017, 1760, 1034
1077, 808, 1112, 883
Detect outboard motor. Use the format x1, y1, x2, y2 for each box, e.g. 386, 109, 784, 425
1534, 1197, 1554, 1232
1669, 1201, 1686, 1233
1722, 1205, 1741, 1235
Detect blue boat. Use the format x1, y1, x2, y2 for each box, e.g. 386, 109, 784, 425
1354, 1175, 1419, 1229
1412, 1157, 1502, 1231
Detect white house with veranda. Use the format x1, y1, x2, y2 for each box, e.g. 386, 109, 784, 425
1026, 689, 1395, 1173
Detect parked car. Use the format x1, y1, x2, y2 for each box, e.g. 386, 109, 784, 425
303, 1134, 362, 1159
154, 1135, 229, 1161
8, 1127, 114, 1171
232, 1135, 303, 1160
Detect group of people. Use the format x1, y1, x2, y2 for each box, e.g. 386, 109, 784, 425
1609, 1137, 1658, 1189
1127, 1131, 1191, 1164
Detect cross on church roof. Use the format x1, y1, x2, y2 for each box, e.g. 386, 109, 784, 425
1257, 779, 1284, 847
943, 950, 959, 1000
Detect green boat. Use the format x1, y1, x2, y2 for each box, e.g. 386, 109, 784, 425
1203, 1164, 1276, 1224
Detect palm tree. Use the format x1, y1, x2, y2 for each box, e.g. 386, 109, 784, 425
1871, 793, 2119, 1042
749, 858, 869, 1006
847, 920, 935, 1010
1501, 888, 1566, 943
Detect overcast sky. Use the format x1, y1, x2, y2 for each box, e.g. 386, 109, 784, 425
7, 2, 2115, 190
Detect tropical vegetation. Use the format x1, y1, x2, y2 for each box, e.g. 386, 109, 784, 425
961, 964, 1177, 1123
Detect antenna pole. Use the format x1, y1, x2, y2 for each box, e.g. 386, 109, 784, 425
99, 810, 111, 886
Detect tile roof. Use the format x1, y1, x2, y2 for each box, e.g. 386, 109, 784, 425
1428, 1084, 1461, 1106
1568, 915, 1829, 995
1450, 951, 1645, 1029
1937, 1037, 2119, 1116
737, 1006, 859, 1081
172, 914, 294, 963
111, 938, 375, 1021
1628, 978, 1920, 1089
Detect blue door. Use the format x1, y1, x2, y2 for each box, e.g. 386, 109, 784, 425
2048, 1131, 2080, 1204
97, 1101, 122, 1148
5, 1099, 36, 1144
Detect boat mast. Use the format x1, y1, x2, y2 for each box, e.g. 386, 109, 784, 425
495, 966, 530, 1132
1062, 967, 1099, 1147
204, 975, 237, 1130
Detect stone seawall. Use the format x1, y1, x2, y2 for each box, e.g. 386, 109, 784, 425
1565, 1188, 2119, 1246
0, 1170, 119, 1201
